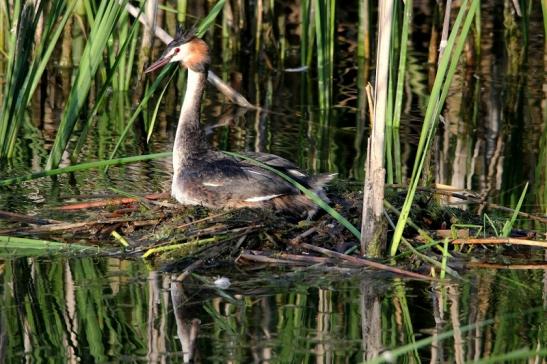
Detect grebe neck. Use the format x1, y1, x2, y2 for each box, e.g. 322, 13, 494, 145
173, 69, 208, 176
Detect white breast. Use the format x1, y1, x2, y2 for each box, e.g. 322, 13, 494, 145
171, 177, 201, 205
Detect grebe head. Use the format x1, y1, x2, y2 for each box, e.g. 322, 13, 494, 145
145, 26, 210, 74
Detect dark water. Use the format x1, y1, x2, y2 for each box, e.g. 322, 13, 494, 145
1, 258, 544, 362
0, 2, 546, 363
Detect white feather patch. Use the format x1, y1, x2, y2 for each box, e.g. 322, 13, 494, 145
203, 182, 223, 187
246, 169, 267, 177
244, 194, 282, 202
288, 169, 306, 177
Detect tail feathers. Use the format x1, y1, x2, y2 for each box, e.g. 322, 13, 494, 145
309, 173, 336, 204
271, 173, 336, 219
309, 173, 337, 190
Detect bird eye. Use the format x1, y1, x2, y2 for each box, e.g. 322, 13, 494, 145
174, 48, 180, 53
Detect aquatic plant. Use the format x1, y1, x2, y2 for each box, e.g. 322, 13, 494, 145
390, 0, 479, 256
46, 0, 129, 169
0, 1, 76, 159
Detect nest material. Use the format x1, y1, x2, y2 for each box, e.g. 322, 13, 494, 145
1, 189, 544, 278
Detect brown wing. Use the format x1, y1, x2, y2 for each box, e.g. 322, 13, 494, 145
178, 156, 300, 207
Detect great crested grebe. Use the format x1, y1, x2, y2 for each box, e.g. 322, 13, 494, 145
145, 28, 333, 216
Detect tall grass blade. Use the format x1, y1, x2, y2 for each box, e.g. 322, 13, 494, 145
440, 237, 449, 279
197, 0, 226, 37
146, 72, 175, 142
0, 1, 29, 157
0, 235, 101, 255
501, 182, 528, 237
542, 0, 547, 37
300, 0, 315, 66
391, 0, 412, 184
71, 9, 143, 162
106, 63, 177, 166
313, 0, 335, 109
0, 152, 170, 186
46, 0, 128, 170
390, 0, 479, 256
0, 1, 76, 158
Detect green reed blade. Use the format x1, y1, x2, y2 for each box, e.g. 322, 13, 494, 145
70, 6, 143, 162
177, 0, 188, 23
124, 14, 142, 90
501, 182, 528, 237
46, 0, 128, 170
313, 0, 334, 109
300, 0, 315, 66
390, 0, 479, 256
542, 0, 547, 37
27, 1, 77, 98
197, 0, 226, 37
106, 63, 177, 168
392, 0, 412, 183
440, 237, 449, 280
0, 235, 101, 255
114, 10, 129, 90
147, 71, 177, 142
0, 1, 30, 157
0, 152, 170, 186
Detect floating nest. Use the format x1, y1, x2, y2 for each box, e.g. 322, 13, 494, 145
0, 186, 545, 280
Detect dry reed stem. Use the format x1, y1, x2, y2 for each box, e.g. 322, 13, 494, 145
0, 210, 62, 225
175, 259, 205, 281
360, 0, 392, 256
244, 249, 331, 265
438, 0, 452, 62
54, 192, 170, 210
291, 240, 435, 281
466, 262, 547, 270
237, 253, 308, 266
0, 216, 162, 234
451, 237, 547, 248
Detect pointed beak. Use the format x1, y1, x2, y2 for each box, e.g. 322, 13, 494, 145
145, 54, 174, 73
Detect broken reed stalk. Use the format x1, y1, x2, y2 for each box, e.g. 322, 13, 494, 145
290, 240, 434, 281
451, 237, 547, 248
137, 0, 157, 73
466, 262, 547, 270
360, 0, 393, 257
54, 192, 170, 210
175, 259, 206, 281
239, 249, 332, 265
125, 2, 255, 109
237, 253, 308, 266
0, 210, 62, 225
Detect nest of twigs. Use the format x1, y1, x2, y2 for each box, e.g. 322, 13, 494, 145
1, 187, 545, 281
